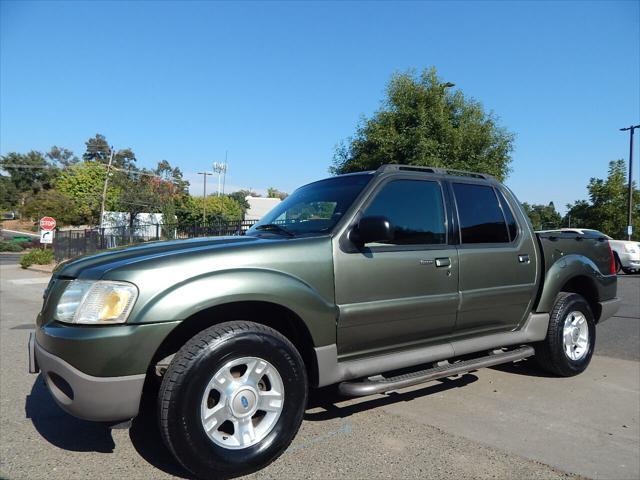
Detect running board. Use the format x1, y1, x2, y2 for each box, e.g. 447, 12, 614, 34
338, 346, 535, 397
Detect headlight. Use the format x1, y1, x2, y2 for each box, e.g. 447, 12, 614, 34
55, 280, 138, 325
623, 244, 637, 253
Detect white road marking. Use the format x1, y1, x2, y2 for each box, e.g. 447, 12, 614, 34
10, 278, 50, 285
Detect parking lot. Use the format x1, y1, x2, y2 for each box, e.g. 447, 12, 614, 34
1, 261, 638, 479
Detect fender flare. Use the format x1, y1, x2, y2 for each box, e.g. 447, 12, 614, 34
133, 268, 338, 347
536, 254, 602, 313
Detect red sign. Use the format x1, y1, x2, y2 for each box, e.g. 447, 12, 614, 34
39, 217, 56, 231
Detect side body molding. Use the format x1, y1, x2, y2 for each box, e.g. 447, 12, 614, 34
134, 269, 338, 347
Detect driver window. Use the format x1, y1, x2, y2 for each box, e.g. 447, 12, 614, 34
363, 180, 446, 245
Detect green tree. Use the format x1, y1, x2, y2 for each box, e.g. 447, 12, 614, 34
267, 187, 288, 200
176, 195, 244, 226
47, 146, 79, 167
521, 202, 562, 230
331, 67, 515, 180
0, 151, 59, 202
55, 161, 119, 225
22, 190, 79, 225
565, 159, 640, 240
82, 134, 136, 168
0, 176, 19, 210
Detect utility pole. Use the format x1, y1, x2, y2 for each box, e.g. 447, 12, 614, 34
197, 171, 214, 223
99, 147, 115, 230
620, 124, 640, 240
222, 151, 228, 195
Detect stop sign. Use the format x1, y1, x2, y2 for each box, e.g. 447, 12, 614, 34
39, 217, 56, 231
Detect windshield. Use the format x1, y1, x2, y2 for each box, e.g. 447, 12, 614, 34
247, 174, 373, 237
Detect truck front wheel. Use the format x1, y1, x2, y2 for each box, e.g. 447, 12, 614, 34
535, 292, 596, 376
158, 321, 308, 479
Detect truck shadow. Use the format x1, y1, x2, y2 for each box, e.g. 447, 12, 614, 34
25, 375, 116, 453
26, 372, 478, 479
488, 358, 558, 378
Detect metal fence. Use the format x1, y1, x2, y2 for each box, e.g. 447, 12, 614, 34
53, 220, 258, 262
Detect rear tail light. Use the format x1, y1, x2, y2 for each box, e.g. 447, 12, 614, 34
608, 242, 616, 275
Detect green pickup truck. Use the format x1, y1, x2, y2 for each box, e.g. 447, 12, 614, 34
29, 165, 620, 478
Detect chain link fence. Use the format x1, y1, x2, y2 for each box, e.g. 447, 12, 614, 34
53, 220, 258, 262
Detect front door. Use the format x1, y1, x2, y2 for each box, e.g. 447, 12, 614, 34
334, 177, 459, 357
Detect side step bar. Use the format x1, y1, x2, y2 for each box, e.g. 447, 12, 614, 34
338, 346, 535, 397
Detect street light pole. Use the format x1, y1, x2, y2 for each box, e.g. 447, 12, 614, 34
197, 171, 214, 223
620, 124, 640, 240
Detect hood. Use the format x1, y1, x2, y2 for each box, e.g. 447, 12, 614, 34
55, 235, 272, 279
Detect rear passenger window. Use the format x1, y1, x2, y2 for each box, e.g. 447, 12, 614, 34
496, 189, 518, 241
453, 183, 509, 243
364, 180, 446, 245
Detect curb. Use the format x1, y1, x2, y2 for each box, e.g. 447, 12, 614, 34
24, 264, 56, 274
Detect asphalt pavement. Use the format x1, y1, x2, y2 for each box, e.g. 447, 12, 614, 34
1, 261, 638, 480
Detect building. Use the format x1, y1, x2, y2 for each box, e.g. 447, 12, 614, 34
244, 197, 281, 221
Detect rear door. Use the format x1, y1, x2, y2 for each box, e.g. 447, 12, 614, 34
450, 181, 537, 335
334, 176, 459, 356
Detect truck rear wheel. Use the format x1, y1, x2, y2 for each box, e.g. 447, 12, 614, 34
535, 292, 595, 376
158, 321, 308, 479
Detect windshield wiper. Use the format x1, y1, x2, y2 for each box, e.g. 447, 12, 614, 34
254, 224, 295, 237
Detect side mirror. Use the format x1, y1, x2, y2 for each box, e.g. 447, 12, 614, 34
349, 216, 394, 246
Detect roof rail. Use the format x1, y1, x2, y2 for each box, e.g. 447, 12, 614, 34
376, 164, 493, 180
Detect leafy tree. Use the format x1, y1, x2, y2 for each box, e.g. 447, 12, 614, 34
114, 172, 159, 229
176, 195, 244, 226
521, 202, 562, 230
55, 161, 120, 225
331, 67, 515, 181
153, 160, 190, 227
0, 176, 19, 210
47, 146, 79, 167
82, 134, 136, 168
227, 189, 261, 214
22, 190, 79, 225
267, 187, 288, 200
565, 159, 639, 240
0, 151, 59, 202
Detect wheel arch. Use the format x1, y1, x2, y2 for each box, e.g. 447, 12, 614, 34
558, 276, 600, 321
536, 254, 611, 322
149, 300, 320, 387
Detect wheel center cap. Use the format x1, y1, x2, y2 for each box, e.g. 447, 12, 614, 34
230, 387, 257, 418
571, 327, 580, 342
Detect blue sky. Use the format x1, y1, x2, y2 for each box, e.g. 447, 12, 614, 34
1, 0, 638, 213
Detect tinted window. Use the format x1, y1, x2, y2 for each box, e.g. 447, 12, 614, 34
363, 180, 446, 245
453, 183, 509, 243
496, 189, 518, 241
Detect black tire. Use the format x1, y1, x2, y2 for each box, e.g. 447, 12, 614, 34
158, 321, 308, 479
535, 292, 596, 376
621, 267, 635, 275
614, 253, 623, 274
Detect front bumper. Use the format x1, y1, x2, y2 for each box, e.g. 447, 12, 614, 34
29, 333, 145, 422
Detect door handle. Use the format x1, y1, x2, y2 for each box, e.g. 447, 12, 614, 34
435, 257, 451, 268
518, 254, 530, 263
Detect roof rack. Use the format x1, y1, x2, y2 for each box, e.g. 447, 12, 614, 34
376, 164, 493, 180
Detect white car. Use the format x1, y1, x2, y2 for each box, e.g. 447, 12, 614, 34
556, 228, 640, 274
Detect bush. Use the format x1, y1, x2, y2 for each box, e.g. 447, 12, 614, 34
20, 248, 54, 268
18, 240, 40, 249
0, 240, 23, 252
